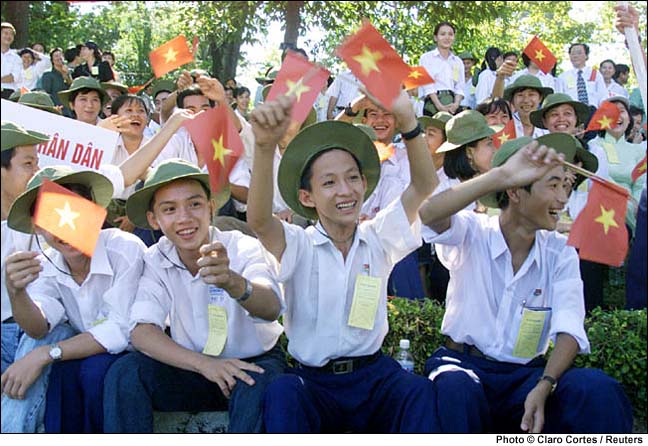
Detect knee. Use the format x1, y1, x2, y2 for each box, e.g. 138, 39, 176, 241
560, 368, 626, 403
263, 374, 305, 408
103, 354, 143, 395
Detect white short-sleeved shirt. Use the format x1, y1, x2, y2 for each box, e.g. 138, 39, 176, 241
27, 229, 146, 354
271, 198, 422, 367
327, 71, 361, 109
129, 227, 284, 359
418, 49, 465, 98
604, 81, 629, 99
271, 148, 290, 214
361, 173, 403, 220
510, 68, 560, 93
110, 134, 150, 200
512, 112, 549, 139
567, 143, 610, 220
475, 69, 511, 105
558, 67, 607, 107
1, 221, 41, 322
1, 48, 22, 91
423, 211, 590, 364
380, 142, 410, 190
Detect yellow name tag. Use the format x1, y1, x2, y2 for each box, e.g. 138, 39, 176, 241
602, 142, 620, 164
202, 305, 227, 356
512, 308, 548, 358
452, 65, 460, 82
91, 317, 107, 327
347, 274, 382, 330
566, 76, 576, 90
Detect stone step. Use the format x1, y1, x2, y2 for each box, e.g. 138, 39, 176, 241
153, 411, 229, 433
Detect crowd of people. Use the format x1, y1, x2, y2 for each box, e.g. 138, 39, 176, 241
0, 3, 645, 435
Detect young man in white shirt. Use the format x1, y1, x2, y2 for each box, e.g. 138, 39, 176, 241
1, 23, 22, 99
247, 90, 440, 433
103, 159, 285, 433
2, 166, 146, 433
418, 134, 633, 433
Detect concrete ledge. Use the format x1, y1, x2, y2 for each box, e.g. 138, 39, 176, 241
153, 411, 229, 433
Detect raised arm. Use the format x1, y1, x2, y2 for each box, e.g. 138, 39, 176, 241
420, 141, 563, 233
119, 108, 195, 186
247, 95, 294, 261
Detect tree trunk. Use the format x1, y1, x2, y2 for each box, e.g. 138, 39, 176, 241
2, 0, 29, 48
283, 1, 303, 50
209, 38, 243, 83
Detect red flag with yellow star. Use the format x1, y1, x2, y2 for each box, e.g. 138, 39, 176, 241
266, 50, 330, 126
149, 35, 195, 78
631, 154, 647, 183
403, 66, 434, 90
586, 101, 621, 132
183, 105, 243, 193
492, 120, 516, 149
522, 36, 557, 75
337, 21, 410, 108
567, 178, 629, 266
33, 179, 107, 257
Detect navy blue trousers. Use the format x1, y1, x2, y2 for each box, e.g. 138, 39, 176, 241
45, 352, 124, 433
103, 345, 286, 433
424, 347, 633, 433
626, 187, 646, 310
388, 250, 425, 299
263, 353, 440, 433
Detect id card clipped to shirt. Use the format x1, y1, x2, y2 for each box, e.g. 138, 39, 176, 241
202, 286, 228, 356
348, 264, 382, 330
512, 302, 551, 358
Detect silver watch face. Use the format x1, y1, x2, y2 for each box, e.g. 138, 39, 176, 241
49, 346, 62, 360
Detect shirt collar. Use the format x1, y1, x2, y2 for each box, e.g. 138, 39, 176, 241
157, 226, 222, 269
489, 217, 542, 270
42, 231, 112, 280
311, 221, 366, 246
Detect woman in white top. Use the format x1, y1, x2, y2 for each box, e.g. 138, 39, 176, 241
16, 48, 50, 91
475, 47, 505, 104
599, 59, 628, 99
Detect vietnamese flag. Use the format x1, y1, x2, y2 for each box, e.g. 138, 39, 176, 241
586, 101, 620, 132
522, 36, 557, 75
33, 180, 107, 257
493, 120, 516, 149
403, 66, 434, 90
374, 141, 395, 162
567, 178, 629, 266
337, 21, 410, 108
149, 35, 194, 78
183, 105, 243, 193
631, 154, 647, 183
266, 50, 330, 126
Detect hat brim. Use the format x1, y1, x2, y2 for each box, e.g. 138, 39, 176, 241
126, 173, 230, 229
503, 85, 553, 103
1, 128, 50, 152
101, 82, 129, 95
58, 86, 108, 108
7, 170, 114, 234
418, 116, 447, 131
278, 121, 380, 220
437, 125, 495, 154
530, 101, 590, 129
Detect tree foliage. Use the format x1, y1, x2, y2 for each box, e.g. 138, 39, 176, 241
2, 1, 645, 85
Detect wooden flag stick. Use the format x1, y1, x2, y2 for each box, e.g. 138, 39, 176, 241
560, 158, 639, 208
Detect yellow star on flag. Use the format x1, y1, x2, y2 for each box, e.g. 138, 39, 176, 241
55, 201, 80, 231
163, 47, 178, 64
285, 78, 311, 102
352, 45, 383, 76
408, 69, 423, 79
639, 161, 647, 174
594, 205, 619, 235
212, 135, 232, 167
597, 115, 612, 130
497, 132, 511, 145
535, 49, 546, 62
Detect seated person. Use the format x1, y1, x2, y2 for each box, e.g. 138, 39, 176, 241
418, 133, 633, 433
103, 159, 285, 433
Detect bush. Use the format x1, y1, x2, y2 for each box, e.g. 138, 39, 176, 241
382, 298, 646, 426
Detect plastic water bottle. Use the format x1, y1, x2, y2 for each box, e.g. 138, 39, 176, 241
395, 339, 415, 373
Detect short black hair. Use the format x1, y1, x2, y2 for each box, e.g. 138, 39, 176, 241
69, 87, 102, 105
1, 148, 16, 169
629, 105, 645, 119
176, 85, 214, 108
49, 47, 63, 60
503, 51, 518, 60
476, 97, 512, 120
613, 64, 630, 81
568, 43, 589, 56
434, 21, 456, 35
443, 143, 478, 182
111, 94, 148, 115
299, 148, 363, 192
64, 46, 80, 63
496, 183, 533, 209
235, 86, 250, 98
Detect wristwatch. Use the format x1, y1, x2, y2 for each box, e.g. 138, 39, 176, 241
538, 375, 557, 393
48, 343, 63, 362
234, 278, 253, 303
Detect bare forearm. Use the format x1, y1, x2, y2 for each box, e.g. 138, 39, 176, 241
225, 273, 280, 321
57, 332, 107, 361
9, 289, 49, 338
491, 75, 505, 99
542, 333, 579, 380
1, 74, 14, 83
131, 324, 206, 373
230, 184, 248, 204
326, 96, 338, 120
119, 120, 181, 186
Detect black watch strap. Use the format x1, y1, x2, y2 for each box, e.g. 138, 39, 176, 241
401, 122, 422, 141
538, 375, 557, 393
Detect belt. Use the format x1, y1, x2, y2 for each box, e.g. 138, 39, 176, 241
298, 351, 382, 375
445, 338, 487, 359
2, 317, 16, 324
435, 90, 455, 96
335, 106, 346, 110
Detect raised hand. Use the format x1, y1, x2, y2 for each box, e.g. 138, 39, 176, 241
197, 242, 233, 289
498, 141, 564, 190
195, 75, 226, 104
97, 114, 131, 133
248, 95, 295, 151
4, 251, 41, 297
